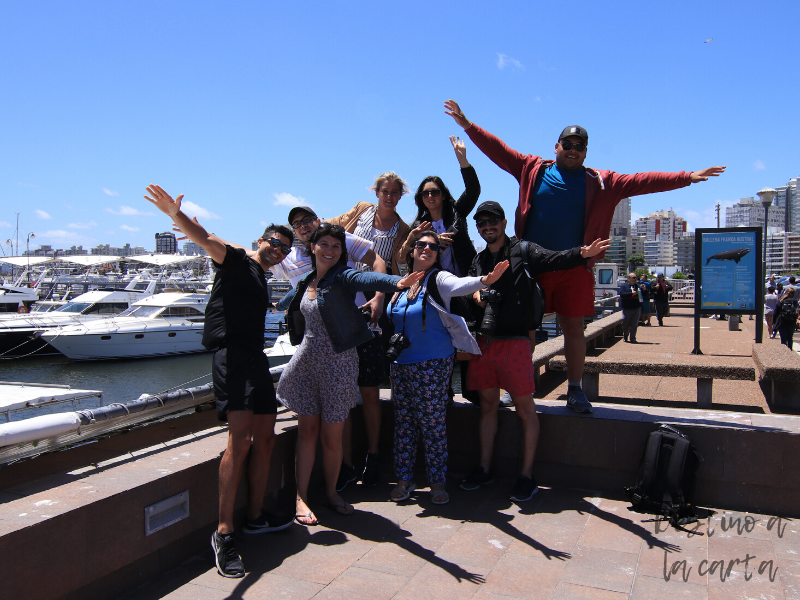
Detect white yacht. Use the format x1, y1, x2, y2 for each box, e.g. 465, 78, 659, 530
0, 280, 158, 357
41, 292, 209, 361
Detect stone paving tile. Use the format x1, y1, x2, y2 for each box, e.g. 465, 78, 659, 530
630, 574, 709, 599
639, 542, 708, 585
549, 581, 629, 599
560, 545, 639, 594
312, 566, 408, 600
391, 561, 484, 600
353, 539, 430, 577
779, 559, 800, 600
577, 512, 645, 555
479, 550, 567, 599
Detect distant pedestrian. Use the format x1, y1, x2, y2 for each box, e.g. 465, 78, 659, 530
765, 286, 778, 338
639, 274, 652, 326
619, 273, 642, 343
652, 274, 673, 326
775, 288, 799, 349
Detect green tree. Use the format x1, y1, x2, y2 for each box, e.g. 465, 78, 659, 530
629, 253, 646, 268
672, 271, 688, 280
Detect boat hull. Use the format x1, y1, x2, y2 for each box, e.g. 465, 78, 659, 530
44, 329, 209, 361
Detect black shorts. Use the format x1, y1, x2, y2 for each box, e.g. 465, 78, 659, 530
212, 346, 277, 422
356, 333, 384, 388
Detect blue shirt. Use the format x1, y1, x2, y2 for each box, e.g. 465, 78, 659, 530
524, 163, 586, 251
388, 290, 454, 364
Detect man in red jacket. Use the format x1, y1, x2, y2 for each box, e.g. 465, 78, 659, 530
445, 99, 725, 414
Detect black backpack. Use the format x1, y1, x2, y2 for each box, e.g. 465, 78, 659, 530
624, 424, 704, 531
519, 241, 546, 330
780, 298, 798, 322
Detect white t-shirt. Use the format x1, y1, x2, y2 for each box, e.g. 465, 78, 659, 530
270, 232, 373, 288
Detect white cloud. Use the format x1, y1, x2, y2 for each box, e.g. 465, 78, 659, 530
35, 209, 52, 220
36, 230, 90, 244
753, 160, 766, 171
273, 192, 307, 208
120, 225, 140, 232
67, 221, 97, 229
104, 230, 115, 235
497, 53, 525, 71
181, 200, 221, 220
259, 220, 268, 227
0, 221, 11, 228
18, 182, 36, 188
63, 204, 74, 210
631, 211, 645, 223
103, 188, 120, 196
106, 205, 154, 216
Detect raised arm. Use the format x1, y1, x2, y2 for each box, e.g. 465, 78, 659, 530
444, 99, 529, 182
172, 219, 254, 256
450, 136, 481, 218
145, 185, 227, 264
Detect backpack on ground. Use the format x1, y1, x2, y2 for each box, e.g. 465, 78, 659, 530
518, 241, 546, 330
624, 424, 704, 531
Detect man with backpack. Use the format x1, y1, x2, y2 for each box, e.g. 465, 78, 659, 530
460, 201, 608, 501
776, 288, 799, 349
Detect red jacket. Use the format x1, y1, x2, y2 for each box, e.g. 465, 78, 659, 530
465, 123, 693, 266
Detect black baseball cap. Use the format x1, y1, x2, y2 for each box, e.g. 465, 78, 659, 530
474, 201, 505, 219
558, 125, 589, 143
287, 206, 318, 224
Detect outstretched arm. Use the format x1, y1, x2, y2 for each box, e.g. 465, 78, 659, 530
451, 135, 481, 219
144, 185, 227, 264
171, 219, 254, 256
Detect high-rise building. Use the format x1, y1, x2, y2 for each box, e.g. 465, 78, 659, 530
610, 198, 631, 236
725, 197, 785, 232
155, 232, 178, 254
644, 239, 676, 268
674, 233, 696, 272
774, 177, 799, 233
605, 235, 645, 267
765, 232, 800, 273
183, 241, 207, 256
634, 209, 687, 242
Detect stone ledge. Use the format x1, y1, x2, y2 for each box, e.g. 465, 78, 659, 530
550, 355, 756, 380
752, 341, 800, 382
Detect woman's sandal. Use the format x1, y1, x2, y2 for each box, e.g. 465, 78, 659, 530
390, 482, 417, 502
431, 488, 449, 505
325, 501, 354, 516
295, 512, 318, 526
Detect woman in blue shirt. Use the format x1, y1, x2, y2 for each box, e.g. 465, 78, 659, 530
387, 230, 508, 504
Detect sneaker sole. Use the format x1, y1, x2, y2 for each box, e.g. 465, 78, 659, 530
241, 519, 294, 535
567, 402, 593, 415
336, 475, 358, 493
211, 533, 245, 578
510, 487, 540, 502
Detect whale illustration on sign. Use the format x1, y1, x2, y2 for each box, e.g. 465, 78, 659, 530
706, 248, 750, 265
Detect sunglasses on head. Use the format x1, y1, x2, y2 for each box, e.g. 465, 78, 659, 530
560, 140, 586, 152
421, 189, 442, 198
414, 240, 441, 252
291, 216, 315, 230
475, 217, 501, 229
267, 238, 292, 255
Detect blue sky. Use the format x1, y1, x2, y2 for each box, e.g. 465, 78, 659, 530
1, 1, 798, 254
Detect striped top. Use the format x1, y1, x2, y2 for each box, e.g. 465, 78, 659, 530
352, 205, 400, 272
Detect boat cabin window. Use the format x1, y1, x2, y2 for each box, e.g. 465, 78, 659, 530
55, 302, 93, 314
84, 302, 129, 315
597, 269, 615, 285
30, 304, 58, 313
118, 305, 163, 318
162, 306, 205, 318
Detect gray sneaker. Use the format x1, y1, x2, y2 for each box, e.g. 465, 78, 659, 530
566, 387, 593, 414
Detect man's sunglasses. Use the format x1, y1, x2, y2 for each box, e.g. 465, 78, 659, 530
414, 240, 441, 252
266, 238, 292, 255
291, 216, 315, 230
421, 189, 442, 198
560, 141, 586, 152
475, 217, 501, 229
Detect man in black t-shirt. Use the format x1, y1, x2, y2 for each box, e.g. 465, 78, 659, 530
146, 185, 293, 579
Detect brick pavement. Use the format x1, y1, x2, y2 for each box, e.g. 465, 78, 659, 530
119, 481, 800, 600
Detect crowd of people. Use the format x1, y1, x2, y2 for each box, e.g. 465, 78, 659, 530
145, 99, 725, 578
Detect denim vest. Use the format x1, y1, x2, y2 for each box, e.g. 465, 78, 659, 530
286, 264, 401, 353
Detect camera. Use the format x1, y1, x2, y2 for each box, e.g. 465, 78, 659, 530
479, 289, 503, 303
361, 306, 372, 322
385, 332, 411, 361
478, 289, 503, 336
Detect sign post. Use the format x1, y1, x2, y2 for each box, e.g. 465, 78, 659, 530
693, 227, 762, 354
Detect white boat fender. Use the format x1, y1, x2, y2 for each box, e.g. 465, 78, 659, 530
0, 412, 82, 448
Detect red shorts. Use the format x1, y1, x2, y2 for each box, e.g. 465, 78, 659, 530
467, 337, 535, 396
538, 265, 595, 318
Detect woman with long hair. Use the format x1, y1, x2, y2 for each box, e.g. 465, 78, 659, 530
387, 230, 508, 505
775, 287, 799, 349
276, 224, 423, 525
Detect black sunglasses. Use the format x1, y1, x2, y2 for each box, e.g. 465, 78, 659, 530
291, 216, 315, 230
421, 189, 442, 198
475, 217, 501, 229
414, 240, 441, 252
560, 141, 586, 152
267, 238, 292, 255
